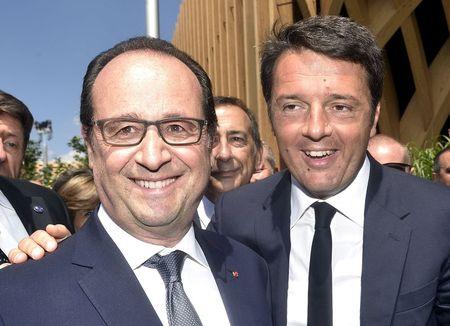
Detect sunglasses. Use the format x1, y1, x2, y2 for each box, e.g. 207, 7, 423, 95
383, 162, 412, 173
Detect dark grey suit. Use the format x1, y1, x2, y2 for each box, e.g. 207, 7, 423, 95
0, 176, 73, 235
211, 156, 450, 325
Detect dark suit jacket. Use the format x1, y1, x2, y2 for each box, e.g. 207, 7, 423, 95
0, 212, 272, 325
0, 176, 73, 234
211, 157, 450, 326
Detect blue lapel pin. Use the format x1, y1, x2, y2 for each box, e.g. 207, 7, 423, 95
33, 205, 44, 214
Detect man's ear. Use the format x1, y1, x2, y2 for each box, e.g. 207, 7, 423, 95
371, 103, 381, 131
254, 146, 264, 172
432, 172, 438, 182
81, 127, 94, 169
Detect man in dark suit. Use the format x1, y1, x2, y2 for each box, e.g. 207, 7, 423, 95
0, 37, 271, 325
212, 16, 450, 325
0, 90, 72, 262
196, 96, 263, 229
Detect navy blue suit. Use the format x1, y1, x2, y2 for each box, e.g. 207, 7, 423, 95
0, 176, 73, 233
0, 212, 272, 325
211, 157, 450, 326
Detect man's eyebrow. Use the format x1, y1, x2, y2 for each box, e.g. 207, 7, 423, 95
327, 94, 361, 104
274, 94, 303, 102
226, 130, 247, 137
0, 131, 20, 138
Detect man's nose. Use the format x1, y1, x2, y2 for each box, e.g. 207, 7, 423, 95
214, 138, 232, 162
301, 105, 332, 140
0, 142, 7, 162
134, 127, 172, 171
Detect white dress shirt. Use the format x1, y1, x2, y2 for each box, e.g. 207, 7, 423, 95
0, 190, 29, 255
287, 157, 370, 326
98, 206, 230, 326
196, 195, 215, 229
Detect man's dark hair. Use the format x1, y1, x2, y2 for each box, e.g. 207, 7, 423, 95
80, 36, 217, 142
433, 146, 450, 173
0, 90, 34, 147
260, 15, 384, 122
213, 96, 262, 150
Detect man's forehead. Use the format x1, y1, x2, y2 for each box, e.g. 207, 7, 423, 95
0, 112, 23, 130
216, 105, 251, 128
91, 51, 203, 119
440, 151, 450, 164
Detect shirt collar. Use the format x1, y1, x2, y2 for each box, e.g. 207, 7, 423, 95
97, 205, 209, 270
290, 156, 370, 228
0, 190, 14, 210
197, 196, 215, 226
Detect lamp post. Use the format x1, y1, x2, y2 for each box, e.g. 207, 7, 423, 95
35, 120, 53, 166
146, 0, 159, 37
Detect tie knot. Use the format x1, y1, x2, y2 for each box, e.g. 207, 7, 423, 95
311, 202, 336, 229
144, 250, 187, 284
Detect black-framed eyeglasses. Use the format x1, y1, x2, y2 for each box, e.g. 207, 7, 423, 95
383, 162, 412, 173
92, 117, 208, 146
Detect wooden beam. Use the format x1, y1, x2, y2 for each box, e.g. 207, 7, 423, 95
344, 0, 368, 26
226, 0, 237, 95
443, 0, 450, 34
401, 14, 432, 127
369, 0, 421, 47
233, 0, 246, 99
276, 0, 295, 25
378, 55, 401, 138
213, 0, 222, 93
219, 0, 230, 95
320, 0, 344, 15
295, 0, 317, 17
400, 40, 450, 145
243, 0, 258, 108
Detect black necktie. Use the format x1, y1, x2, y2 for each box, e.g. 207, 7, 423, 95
144, 250, 202, 326
0, 248, 9, 264
308, 202, 336, 326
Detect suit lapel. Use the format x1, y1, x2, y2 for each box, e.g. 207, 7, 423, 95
360, 159, 411, 325
0, 177, 34, 233
72, 215, 162, 326
195, 229, 257, 326
258, 171, 292, 326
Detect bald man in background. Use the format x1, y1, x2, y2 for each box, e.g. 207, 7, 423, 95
367, 134, 412, 173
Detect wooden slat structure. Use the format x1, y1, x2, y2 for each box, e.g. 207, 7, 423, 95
173, 0, 450, 165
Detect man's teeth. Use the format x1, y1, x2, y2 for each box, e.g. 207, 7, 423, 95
305, 150, 334, 158
135, 178, 176, 189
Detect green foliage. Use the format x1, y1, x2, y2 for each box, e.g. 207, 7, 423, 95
408, 136, 450, 180
68, 136, 88, 167
21, 140, 42, 180
21, 135, 88, 187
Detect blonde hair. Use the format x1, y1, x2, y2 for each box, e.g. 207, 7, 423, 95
53, 168, 99, 223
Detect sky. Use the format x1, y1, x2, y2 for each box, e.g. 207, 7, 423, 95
0, 0, 182, 161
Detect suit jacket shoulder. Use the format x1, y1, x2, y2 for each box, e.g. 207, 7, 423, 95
0, 217, 272, 325
0, 176, 73, 233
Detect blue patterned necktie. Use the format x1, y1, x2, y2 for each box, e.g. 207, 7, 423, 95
144, 250, 202, 326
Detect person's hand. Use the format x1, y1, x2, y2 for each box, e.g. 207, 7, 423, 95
8, 224, 72, 264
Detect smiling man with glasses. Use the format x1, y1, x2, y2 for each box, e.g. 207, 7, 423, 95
0, 37, 271, 326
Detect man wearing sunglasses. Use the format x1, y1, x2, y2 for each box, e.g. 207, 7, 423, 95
367, 134, 412, 173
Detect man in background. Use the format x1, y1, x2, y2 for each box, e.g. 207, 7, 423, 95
0, 90, 72, 264
367, 133, 412, 173
433, 147, 450, 186
196, 96, 263, 228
